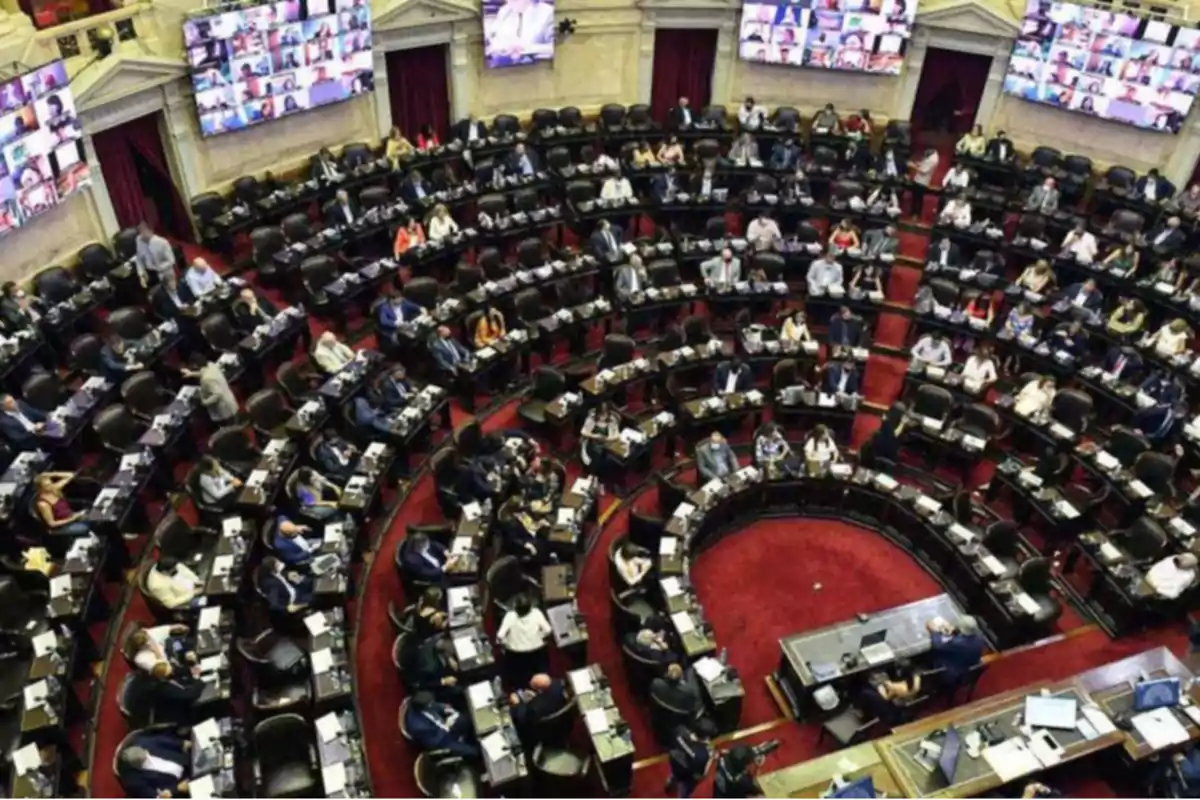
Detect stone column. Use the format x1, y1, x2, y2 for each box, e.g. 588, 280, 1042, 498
448, 25, 473, 120
373, 48, 393, 136
82, 132, 120, 237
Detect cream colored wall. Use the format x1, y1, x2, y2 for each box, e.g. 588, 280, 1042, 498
729, 60, 902, 119
0, 192, 105, 283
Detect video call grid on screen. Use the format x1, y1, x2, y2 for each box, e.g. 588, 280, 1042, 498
0, 60, 89, 237
184, 0, 375, 137
1003, 0, 1200, 132
482, 0, 556, 69
737, 0, 916, 75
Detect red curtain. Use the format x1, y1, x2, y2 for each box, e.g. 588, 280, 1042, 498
650, 28, 718, 122
92, 113, 190, 238
910, 47, 993, 137
386, 45, 451, 139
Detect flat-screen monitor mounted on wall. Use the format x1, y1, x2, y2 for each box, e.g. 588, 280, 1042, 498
736, 0, 917, 75
1003, 0, 1200, 133
0, 60, 90, 237
483, 0, 557, 68
183, 0, 375, 137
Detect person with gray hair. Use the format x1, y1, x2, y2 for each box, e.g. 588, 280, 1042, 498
927, 614, 984, 688
1146, 552, 1199, 600
117, 729, 190, 797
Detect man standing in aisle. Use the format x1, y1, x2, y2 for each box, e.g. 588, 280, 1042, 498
135, 222, 177, 288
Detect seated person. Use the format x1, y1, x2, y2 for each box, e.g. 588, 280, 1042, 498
404, 691, 479, 759
912, 333, 953, 368
1102, 345, 1142, 382
315, 429, 359, 480
746, 212, 782, 252
728, 131, 759, 166
861, 658, 922, 725
754, 423, 791, 468
651, 165, 682, 202
292, 466, 342, 520
352, 394, 395, 437
1146, 215, 1185, 255
1106, 297, 1147, 338
1014, 374, 1056, 417
184, 258, 224, 300
697, 431, 738, 482
152, 274, 194, 319
196, 456, 242, 510
927, 237, 961, 270
986, 130, 1015, 163
876, 144, 903, 179
313, 330, 357, 374
472, 304, 506, 349
499, 499, 552, 562
614, 541, 652, 587
0, 392, 46, 447
1177, 184, 1200, 218
1102, 242, 1139, 278
658, 135, 685, 165
713, 359, 753, 395
615, 255, 650, 301
1144, 318, 1192, 359
310, 147, 342, 182
1015, 260, 1056, 294
126, 663, 204, 726
862, 224, 899, 261
828, 219, 860, 252
783, 167, 812, 202
690, 164, 723, 195
521, 456, 561, 504
232, 287, 278, 332
780, 310, 812, 345
812, 103, 841, 134
806, 250, 844, 295
927, 615, 984, 688
429, 325, 472, 375
956, 124, 986, 158
146, 556, 203, 611
802, 425, 839, 470
378, 364, 415, 408
1001, 301, 1037, 339
651, 662, 703, 718
101, 335, 146, 381
401, 531, 457, 584
600, 173, 634, 201
393, 216, 427, 257
962, 345, 998, 386
580, 401, 622, 478
626, 626, 677, 664
272, 515, 321, 565
938, 196, 972, 227
701, 248, 741, 288
128, 624, 194, 676
823, 358, 860, 395
509, 673, 569, 741
378, 290, 427, 341
385, 125, 415, 166
400, 170, 431, 204
257, 556, 314, 612
508, 143, 540, 176
118, 727, 192, 798
35, 471, 91, 536
1058, 278, 1103, 316
1146, 553, 1198, 600
427, 204, 459, 241
0, 282, 41, 333
1148, 256, 1185, 292
630, 140, 659, 168
828, 307, 863, 355
1049, 320, 1087, 357
1059, 221, 1098, 262
865, 185, 902, 217
324, 189, 358, 227
769, 137, 800, 171
1025, 177, 1059, 215
940, 162, 971, 192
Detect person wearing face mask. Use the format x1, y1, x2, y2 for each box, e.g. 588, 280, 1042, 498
713, 358, 753, 396
812, 103, 841, 135
1025, 177, 1060, 214
312, 330, 357, 374
0, 282, 40, 333
737, 96, 766, 131
701, 247, 741, 288
697, 431, 739, 482
746, 212, 781, 251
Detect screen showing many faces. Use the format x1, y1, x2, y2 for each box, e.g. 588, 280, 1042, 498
1004, 0, 1200, 132
0, 61, 89, 237
737, 0, 916, 75
183, 0, 374, 137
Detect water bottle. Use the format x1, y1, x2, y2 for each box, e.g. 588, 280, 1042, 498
718, 648, 728, 667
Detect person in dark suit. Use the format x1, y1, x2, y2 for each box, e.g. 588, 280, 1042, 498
1048, 320, 1088, 357
399, 169, 431, 204
669, 96, 695, 130
927, 615, 984, 688
377, 365, 414, 408
401, 531, 456, 584
652, 166, 681, 202
696, 431, 738, 482
0, 393, 46, 447
827, 306, 863, 353
690, 165, 724, 196
232, 287, 277, 332
625, 625, 678, 665
589, 218, 623, 263
509, 673, 568, 741
117, 727, 191, 798
407, 636, 461, 700
315, 429, 359, 480
453, 114, 489, 143
650, 663, 703, 719
0, 282, 41, 332
985, 131, 1014, 163
352, 395, 394, 437
927, 236, 961, 269
429, 325, 471, 374
310, 147, 342, 182
377, 291, 426, 344
1135, 168, 1170, 204
823, 359, 861, 395
324, 189, 357, 227
150, 274, 195, 321
713, 359, 753, 395
1142, 370, 1185, 407
507, 143, 540, 177
257, 556, 313, 613
404, 691, 479, 758
271, 515, 320, 565
1058, 278, 1103, 313
1146, 215, 1186, 255
127, 662, 204, 725
101, 336, 146, 381
1102, 345, 1144, 383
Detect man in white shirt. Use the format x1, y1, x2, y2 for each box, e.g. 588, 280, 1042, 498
941, 164, 971, 192
1060, 222, 1097, 262
146, 557, 203, 610
486, 0, 555, 64
807, 252, 843, 295
118, 735, 191, 798
738, 96, 766, 131
600, 174, 633, 201
746, 212, 781, 251
912, 334, 953, 367
184, 258, 224, 299
1146, 553, 1198, 599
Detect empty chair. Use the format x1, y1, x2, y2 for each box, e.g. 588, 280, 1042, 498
34, 267, 77, 305
599, 103, 626, 128
1028, 146, 1062, 171
1107, 426, 1149, 467
598, 334, 635, 368
342, 142, 372, 168
252, 714, 320, 798
773, 106, 801, 132
360, 185, 391, 210
1015, 558, 1062, 627
928, 278, 960, 308
121, 371, 174, 421
627, 103, 652, 128
200, 312, 241, 354
281, 213, 311, 243
958, 403, 1000, 441
518, 367, 567, 427
913, 384, 953, 423
191, 192, 226, 228
246, 388, 293, 439
92, 404, 148, 455
1049, 388, 1092, 433
1105, 209, 1144, 240
20, 372, 68, 412
493, 114, 520, 135
558, 107, 582, 129
531, 108, 558, 130
1132, 451, 1175, 496
485, 555, 538, 614
108, 306, 152, 341
233, 175, 260, 204
77, 242, 114, 281
413, 751, 482, 798
236, 629, 311, 713
208, 425, 260, 474
1112, 517, 1168, 563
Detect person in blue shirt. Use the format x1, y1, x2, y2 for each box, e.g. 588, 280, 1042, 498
272, 515, 320, 565
0, 393, 47, 447
292, 466, 342, 520
927, 615, 985, 688
257, 556, 313, 612
315, 429, 359, 480
353, 395, 395, 436
666, 719, 716, 798
377, 365, 414, 409
378, 290, 426, 345
100, 336, 145, 381
404, 691, 479, 759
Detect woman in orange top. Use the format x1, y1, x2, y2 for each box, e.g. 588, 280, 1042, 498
473, 303, 506, 348
393, 216, 426, 258
416, 123, 440, 151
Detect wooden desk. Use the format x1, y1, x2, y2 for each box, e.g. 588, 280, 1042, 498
756, 742, 900, 798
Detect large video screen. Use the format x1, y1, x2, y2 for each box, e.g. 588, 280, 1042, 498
183, 0, 374, 137
483, 0, 556, 69
1004, 0, 1200, 132
737, 0, 916, 75
0, 60, 89, 237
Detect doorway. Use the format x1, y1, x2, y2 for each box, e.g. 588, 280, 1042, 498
92, 113, 190, 238
910, 47, 993, 149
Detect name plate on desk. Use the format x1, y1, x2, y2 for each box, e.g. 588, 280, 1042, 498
1017, 470, 1043, 489
948, 524, 975, 543
873, 473, 899, 492
672, 502, 695, 519
921, 416, 944, 433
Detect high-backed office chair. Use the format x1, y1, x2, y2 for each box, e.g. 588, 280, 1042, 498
1015, 558, 1062, 627
558, 107, 582, 129
77, 242, 115, 281
913, 384, 953, 424
517, 367, 567, 430
531, 108, 558, 130
246, 388, 293, 440
413, 752, 482, 798
20, 371, 68, 412
108, 306, 151, 340
208, 425, 260, 476
1132, 451, 1175, 497
200, 312, 241, 354
93, 404, 148, 455
121, 371, 174, 422
1107, 425, 1150, 467
1111, 517, 1168, 564
485, 556, 539, 615
772, 106, 801, 132
957, 403, 1001, 441
252, 714, 320, 798
599, 103, 626, 128
236, 629, 311, 714
1049, 388, 1092, 434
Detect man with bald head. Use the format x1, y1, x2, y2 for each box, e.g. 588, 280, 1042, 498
509, 673, 567, 741
184, 257, 224, 300
651, 662, 703, 719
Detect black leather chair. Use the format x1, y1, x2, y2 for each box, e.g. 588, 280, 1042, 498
958, 403, 1000, 441
531, 108, 558, 130
77, 242, 115, 281
208, 425, 260, 475
201, 312, 241, 354
1015, 558, 1062, 627
517, 367, 566, 429
981, 520, 1021, 577
1111, 517, 1168, 564
598, 335, 635, 368
913, 384, 953, 423
486, 555, 539, 615
237, 629, 311, 715
1132, 451, 1175, 497
414, 751, 482, 798
599, 103, 626, 129
93, 404, 148, 455
1050, 388, 1092, 434
558, 107, 582, 129
120, 371, 174, 422
253, 714, 320, 797
431, 449, 462, 517
1107, 426, 1150, 467
246, 389, 293, 440
108, 306, 152, 340
20, 371, 68, 412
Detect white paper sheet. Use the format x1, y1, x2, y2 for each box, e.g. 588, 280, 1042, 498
585, 709, 610, 734
468, 682, 495, 711
310, 648, 334, 674
453, 636, 479, 661
198, 605, 221, 631
193, 718, 221, 748
693, 657, 723, 682
982, 738, 1041, 783
322, 762, 347, 794
11, 743, 40, 776
570, 668, 593, 695
1132, 708, 1191, 750
304, 612, 328, 637
672, 610, 695, 635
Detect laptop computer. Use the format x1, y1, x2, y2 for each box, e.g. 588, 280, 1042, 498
1134, 677, 1182, 712
858, 629, 894, 665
